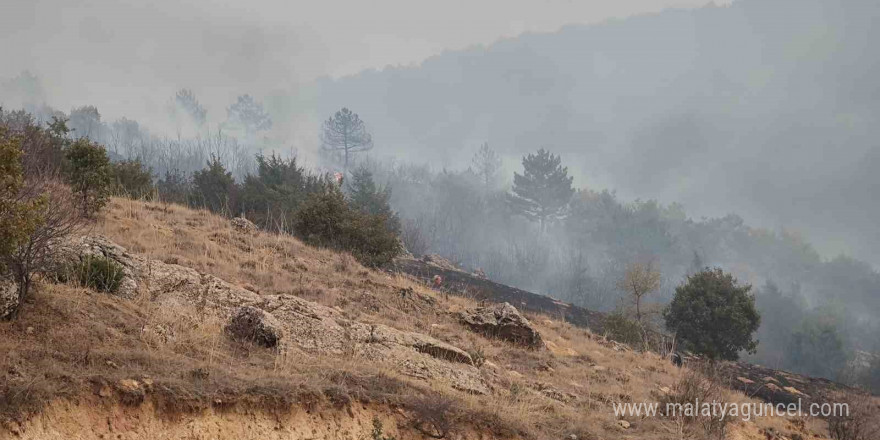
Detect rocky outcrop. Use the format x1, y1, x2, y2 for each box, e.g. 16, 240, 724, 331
56, 235, 488, 395
226, 306, 283, 347
459, 302, 544, 349
230, 217, 258, 235
0, 276, 19, 320
53, 236, 140, 298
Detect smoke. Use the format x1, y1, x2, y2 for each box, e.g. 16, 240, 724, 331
313, 0, 880, 267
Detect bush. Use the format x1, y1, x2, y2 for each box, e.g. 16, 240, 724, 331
659, 365, 732, 439
192, 156, 237, 214
824, 394, 878, 440
604, 311, 644, 347
156, 168, 192, 205
293, 184, 402, 267
0, 130, 52, 317
664, 268, 760, 361
73, 256, 125, 293
238, 154, 322, 231
406, 393, 459, 439
346, 166, 400, 233
110, 159, 154, 198
64, 138, 111, 217
370, 417, 397, 440
0, 132, 40, 265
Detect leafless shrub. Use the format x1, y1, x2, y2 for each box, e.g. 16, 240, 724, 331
406, 393, 460, 439
825, 394, 879, 440
659, 365, 731, 439
401, 217, 429, 257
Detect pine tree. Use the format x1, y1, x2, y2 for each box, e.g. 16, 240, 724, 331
508, 148, 574, 230
226, 94, 271, 138
321, 108, 373, 173
471, 142, 502, 190
174, 88, 207, 127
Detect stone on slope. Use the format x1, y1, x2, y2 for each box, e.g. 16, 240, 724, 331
230, 217, 258, 235
226, 306, 284, 347
459, 302, 544, 349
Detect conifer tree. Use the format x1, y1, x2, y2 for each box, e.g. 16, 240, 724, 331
346, 166, 399, 233
471, 142, 502, 190
508, 148, 574, 230
321, 108, 373, 173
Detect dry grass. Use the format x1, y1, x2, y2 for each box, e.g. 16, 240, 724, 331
0, 197, 860, 439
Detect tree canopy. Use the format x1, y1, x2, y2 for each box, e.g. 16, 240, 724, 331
664, 268, 760, 360
226, 94, 271, 137
508, 148, 574, 229
321, 107, 373, 173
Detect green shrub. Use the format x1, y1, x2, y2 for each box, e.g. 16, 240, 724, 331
292, 184, 402, 268
370, 417, 396, 440
156, 168, 192, 205
238, 154, 323, 230
664, 268, 760, 361
74, 256, 125, 293
192, 156, 237, 214
110, 159, 154, 198
603, 312, 644, 346
64, 138, 111, 217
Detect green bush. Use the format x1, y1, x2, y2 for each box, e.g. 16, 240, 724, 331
74, 256, 125, 293
603, 311, 644, 346
0, 130, 48, 306
239, 154, 323, 230
293, 184, 402, 268
156, 168, 192, 205
64, 138, 111, 217
110, 159, 154, 198
192, 156, 237, 214
664, 268, 760, 361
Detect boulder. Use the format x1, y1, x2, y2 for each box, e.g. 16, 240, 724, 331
459, 302, 544, 349
0, 277, 19, 320
226, 306, 283, 347
230, 217, 258, 235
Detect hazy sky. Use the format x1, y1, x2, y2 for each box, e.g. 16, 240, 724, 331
1, 0, 722, 117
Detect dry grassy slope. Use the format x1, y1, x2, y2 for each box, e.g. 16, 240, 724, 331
0, 198, 837, 440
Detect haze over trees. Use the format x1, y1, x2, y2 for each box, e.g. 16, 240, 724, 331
471, 142, 502, 190
226, 94, 272, 139
173, 88, 207, 128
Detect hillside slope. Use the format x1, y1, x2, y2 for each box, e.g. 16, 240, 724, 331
1, 198, 870, 439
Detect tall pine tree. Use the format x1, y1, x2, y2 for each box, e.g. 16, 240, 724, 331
471, 142, 502, 190
508, 148, 574, 230
321, 108, 373, 173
